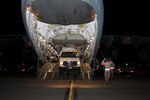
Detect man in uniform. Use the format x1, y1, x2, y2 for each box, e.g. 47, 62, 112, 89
101, 58, 112, 83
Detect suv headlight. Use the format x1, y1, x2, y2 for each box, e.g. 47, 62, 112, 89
77, 61, 80, 65
60, 61, 63, 65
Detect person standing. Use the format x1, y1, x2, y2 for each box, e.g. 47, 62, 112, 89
101, 58, 112, 83
110, 60, 115, 78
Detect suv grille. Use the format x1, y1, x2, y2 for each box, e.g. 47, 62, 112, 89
63, 61, 77, 67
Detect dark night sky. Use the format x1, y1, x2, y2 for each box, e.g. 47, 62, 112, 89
0, 0, 150, 37
103, 0, 150, 36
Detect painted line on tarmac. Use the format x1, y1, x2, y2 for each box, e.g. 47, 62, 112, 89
64, 80, 77, 100
69, 80, 74, 100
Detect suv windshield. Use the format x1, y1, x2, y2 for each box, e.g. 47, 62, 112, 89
61, 52, 77, 57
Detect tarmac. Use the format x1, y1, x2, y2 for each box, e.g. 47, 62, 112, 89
0, 72, 150, 100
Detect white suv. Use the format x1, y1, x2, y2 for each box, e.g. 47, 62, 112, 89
59, 47, 81, 73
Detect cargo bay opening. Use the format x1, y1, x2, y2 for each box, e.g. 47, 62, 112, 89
22, 0, 104, 79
